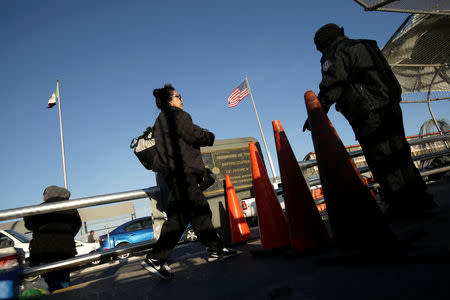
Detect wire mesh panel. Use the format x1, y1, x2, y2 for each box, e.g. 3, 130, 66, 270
381, 14, 450, 103
355, 0, 450, 15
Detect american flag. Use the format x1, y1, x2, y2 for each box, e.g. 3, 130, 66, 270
227, 80, 249, 108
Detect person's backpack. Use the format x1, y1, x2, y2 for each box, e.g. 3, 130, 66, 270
130, 127, 156, 170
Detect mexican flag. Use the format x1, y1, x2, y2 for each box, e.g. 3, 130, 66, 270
47, 86, 58, 108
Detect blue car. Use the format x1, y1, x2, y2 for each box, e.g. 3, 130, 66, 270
98, 216, 196, 259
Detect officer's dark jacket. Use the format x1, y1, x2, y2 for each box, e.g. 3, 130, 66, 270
318, 38, 402, 122
153, 106, 215, 176
24, 199, 81, 266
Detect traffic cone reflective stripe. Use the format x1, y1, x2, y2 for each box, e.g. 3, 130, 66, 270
225, 175, 252, 243
272, 120, 330, 252
304, 91, 395, 250
249, 142, 290, 249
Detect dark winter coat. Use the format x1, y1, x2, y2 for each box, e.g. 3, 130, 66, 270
152, 106, 215, 176
318, 38, 402, 124
24, 190, 81, 266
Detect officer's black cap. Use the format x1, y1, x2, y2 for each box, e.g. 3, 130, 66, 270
314, 23, 345, 53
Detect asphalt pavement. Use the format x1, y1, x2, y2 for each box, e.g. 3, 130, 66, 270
39, 180, 450, 300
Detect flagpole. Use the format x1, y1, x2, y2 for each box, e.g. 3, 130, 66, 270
245, 76, 278, 186
56, 79, 68, 189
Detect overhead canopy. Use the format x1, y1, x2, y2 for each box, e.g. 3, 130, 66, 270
355, 1, 449, 134
354, 0, 450, 15
381, 14, 450, 95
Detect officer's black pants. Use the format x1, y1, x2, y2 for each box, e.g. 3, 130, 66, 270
350, 103, 427, 206
148, 172, 222, 262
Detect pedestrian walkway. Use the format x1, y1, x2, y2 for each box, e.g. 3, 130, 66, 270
45, 181, 450, 300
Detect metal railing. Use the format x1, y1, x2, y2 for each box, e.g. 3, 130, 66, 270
0, 187, 159, 222
23, 240, 157, 277
298, 133, 450, 170
304, 148, 450, 186
0, 185, 256, 277
302, 134, 450, 187
0, 188, 163, 278
307, 165, 450, 188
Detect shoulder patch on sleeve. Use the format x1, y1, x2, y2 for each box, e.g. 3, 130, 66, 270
322, 59, 331, 72
322, 60, 332, 72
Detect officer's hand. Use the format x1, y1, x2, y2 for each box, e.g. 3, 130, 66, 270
302, 118, 310, 132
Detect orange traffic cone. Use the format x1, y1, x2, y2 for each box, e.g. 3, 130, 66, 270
225, 175, 252, 244
272, 120, 331, 253
249, 142, 290, 249
304, 91, 395, 250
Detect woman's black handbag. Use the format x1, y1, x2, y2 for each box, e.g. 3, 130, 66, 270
130, 127, 157, 170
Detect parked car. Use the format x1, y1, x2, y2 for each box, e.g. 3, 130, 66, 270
0, 229, 31, 260
98, 217, 154, 259
0, 229, 99, 262
75, 239, 101, 256
98, 216, 195, 260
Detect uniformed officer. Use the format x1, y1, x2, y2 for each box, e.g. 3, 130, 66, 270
303, 23, 437, 219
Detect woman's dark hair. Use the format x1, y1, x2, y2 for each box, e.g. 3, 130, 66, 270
153, 83, 175, 109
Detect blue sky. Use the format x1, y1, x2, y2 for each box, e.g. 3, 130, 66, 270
1, 0, 448, 215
